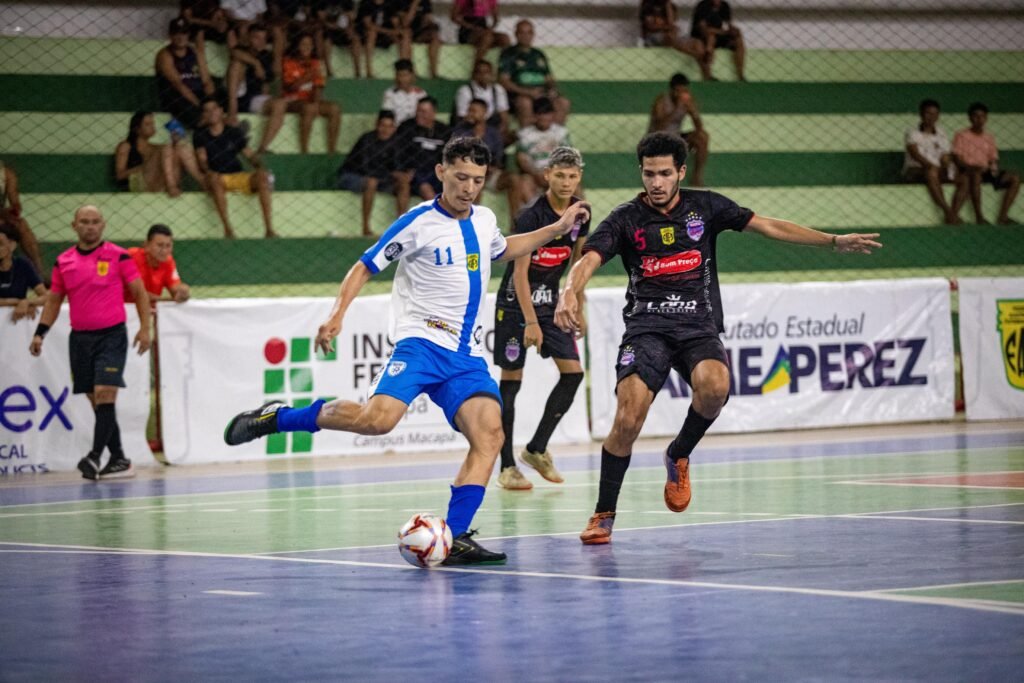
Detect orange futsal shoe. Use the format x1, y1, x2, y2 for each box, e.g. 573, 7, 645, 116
580, 512, 616, 545
664, 452, 692, 512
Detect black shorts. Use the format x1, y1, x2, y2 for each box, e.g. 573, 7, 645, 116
492, 308, 580, 370
69, 323, 128, 394
713, 33, 739, 50
984, 169, 1016, 190
458, 17, 488, 44
615, 332, 728, 395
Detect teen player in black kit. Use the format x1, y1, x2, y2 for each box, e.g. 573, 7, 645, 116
555, 132, 882, 544
493, 146, 590, 490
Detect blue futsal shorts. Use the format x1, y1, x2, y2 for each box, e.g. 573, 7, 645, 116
370, 337, 501, 430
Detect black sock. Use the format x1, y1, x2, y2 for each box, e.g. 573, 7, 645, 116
107, 421, 124, 460
667, 405, 716, 462
527, 372, 584, 454
595, 447, 631, 513
498, 380, 522, 470
92, 404, 117, 461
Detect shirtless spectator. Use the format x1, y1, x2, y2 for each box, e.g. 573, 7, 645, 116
227, 23, 290, 155
156, 18, 217, 130
516, 97, 572, 205
114, 111, 204, 198
126, 224, 191, 305
357, 0, 411, 79
952, 102, 1021, 225
396, 0, 441, 79
452, 59, 510, 137
0, 222, 46, 323
336, 110, 402, 236
648, 73, 708, 186
282, 33, 342, 153
499, 20, 570, 126
194, 98, 276, 238
690, 0, 745, 81
450, 0, 509, 62
0, 161, 43, 277
381, 58, 427, 125
311, 1, 364, 77
902, 99, 962, 225
640, 0, 705, 73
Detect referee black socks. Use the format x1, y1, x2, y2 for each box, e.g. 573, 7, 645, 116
92, 403, 117, 460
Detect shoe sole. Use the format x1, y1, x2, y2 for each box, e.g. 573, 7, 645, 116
443, 558, 508, 566
498, 481, 533, 490
664, 486, 691, 513
100, 469, 136, 480
581, 536, 611, 545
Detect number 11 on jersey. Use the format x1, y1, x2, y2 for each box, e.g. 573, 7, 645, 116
434, 246, 454, 265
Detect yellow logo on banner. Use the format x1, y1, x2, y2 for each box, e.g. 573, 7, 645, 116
97, 261, 109, 276
997, 299, 1024, 391
660, 227, 675, 245
467, 254, 479, 272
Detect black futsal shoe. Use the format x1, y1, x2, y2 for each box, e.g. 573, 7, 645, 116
223, 401, 286, 446
77, 454, 100, 481
442, 530, 507, 566
99, 458, 135, 479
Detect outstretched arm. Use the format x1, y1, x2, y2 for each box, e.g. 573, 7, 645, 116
744, 215, 882, 255
497, 202, 591, 262
555, 250, 602, 335
315, 261, 373, 354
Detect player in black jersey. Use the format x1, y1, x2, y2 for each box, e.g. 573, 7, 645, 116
556, 132, 882, 544
493, 146, 591, 490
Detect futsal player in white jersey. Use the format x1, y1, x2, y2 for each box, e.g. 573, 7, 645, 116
225, 137, 590, 565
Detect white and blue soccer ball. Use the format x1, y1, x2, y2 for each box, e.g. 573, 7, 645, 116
397, 513, 452, 568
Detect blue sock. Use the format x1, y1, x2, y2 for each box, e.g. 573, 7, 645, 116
275, 399, 324, 433
446, 484, 485, 537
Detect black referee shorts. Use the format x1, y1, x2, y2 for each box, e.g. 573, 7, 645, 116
493, 307, 580, 371
69, 323, 128, 394
615, 332, 728, 395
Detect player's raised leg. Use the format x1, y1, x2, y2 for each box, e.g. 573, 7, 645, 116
223, 393, 407, 444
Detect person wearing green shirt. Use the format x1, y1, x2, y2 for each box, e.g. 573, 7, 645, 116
498, 20, 570, 127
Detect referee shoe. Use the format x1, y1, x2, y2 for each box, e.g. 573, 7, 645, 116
224, 401, 286, 445
442, 531, 507, 566
77, 454, 100, 481
99, 457, 135, 479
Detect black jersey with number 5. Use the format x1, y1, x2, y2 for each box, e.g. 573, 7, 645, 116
583, 189, 753, 339
496, 194, 591, 313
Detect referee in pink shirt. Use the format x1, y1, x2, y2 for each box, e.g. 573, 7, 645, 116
30, 206, 152, 480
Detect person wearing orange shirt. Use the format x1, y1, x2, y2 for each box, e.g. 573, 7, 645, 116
126, 224, 191, 304
282, 33, 342, 154
951, 102, 1020, 225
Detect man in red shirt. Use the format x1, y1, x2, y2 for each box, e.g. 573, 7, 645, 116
126, 224, 191, 303
30, 206, 152, 480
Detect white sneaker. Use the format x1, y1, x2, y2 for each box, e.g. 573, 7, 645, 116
520, 449, 564, 483
497, 466, 533, 490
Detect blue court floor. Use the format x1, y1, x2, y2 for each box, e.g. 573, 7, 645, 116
1, 421, 1023, 682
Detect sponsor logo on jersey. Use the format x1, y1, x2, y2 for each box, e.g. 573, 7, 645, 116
532, 284, 553, 305
97, 261, 109, 276
687, 219, 705, 241
660, 227, 675, 245
387, 360, 407, 377
384, 242, 403, 261
505, 337, 521, 362
998, 299, 1024, 391
643, 294, 697, 314
640, 250, 702, 277
425, 317, 458, 336
467, 253, 480, 271
532, 246, 572, 268
619, 345, 636, 366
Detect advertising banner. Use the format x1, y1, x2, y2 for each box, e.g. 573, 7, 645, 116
587, 279, 955, 438
157, 295, 588, 464
959, 277, 1024, 420
0, 307, 151, 474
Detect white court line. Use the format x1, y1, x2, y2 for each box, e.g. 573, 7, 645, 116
839, 514, 1024, 526
1, 540, 1022, 618
835, 481, 1024, 491
203, 590, 263, 597
3, 442, 1022, 510
878, 578, 1024, 593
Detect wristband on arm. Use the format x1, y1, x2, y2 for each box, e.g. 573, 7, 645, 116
34, 323, 51, 339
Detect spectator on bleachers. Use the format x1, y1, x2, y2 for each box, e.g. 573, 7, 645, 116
336, 110, 403, 236
220, 0, 267, 44
648, 72, 708, 186
126, 224, 191, 304
453, 59, 510, 138
690, 0, 745, 81
0, 222, 46, 323
156, 18, 217, 130
397, 0, 442, 79
357, 0, 412, 79
640, 0, 706, 75
516, 97, 572, 205
499, 20, 571, 127
226, 23, 289, 155
902, 99, 962, 225
394, 96, 451, 207
180, 0, 236, 46
952, 102, 1021, 225
450, 0, 509, 63
0, 162, 43, 278
281, 33, 342, 153
194, 98, 276, 239
311, 1, 363, 77
381, 58, 428, 125
453, 98, 519, 219
115, 112, 205, 198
